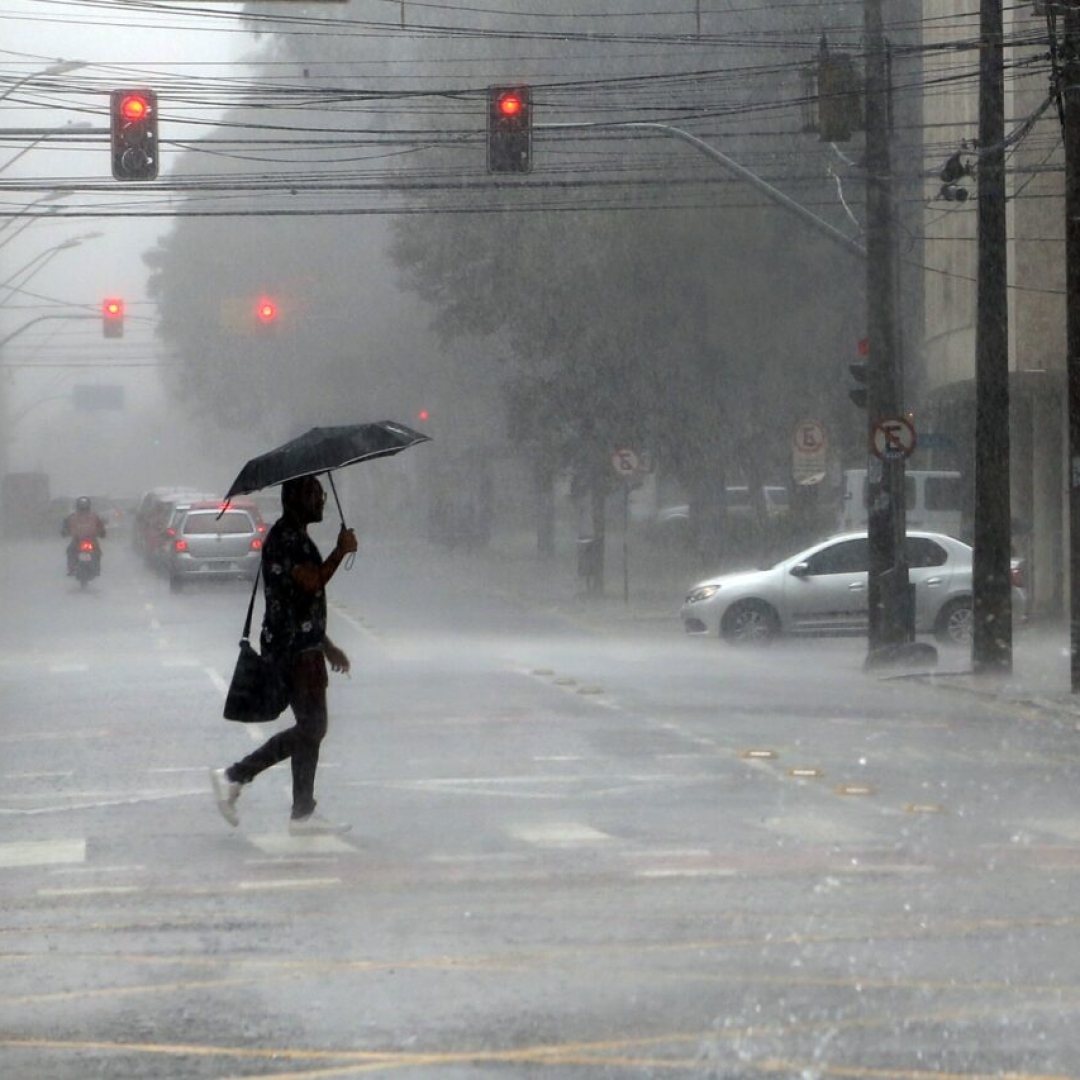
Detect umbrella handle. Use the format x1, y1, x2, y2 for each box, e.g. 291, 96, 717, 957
326, 472, 355, 571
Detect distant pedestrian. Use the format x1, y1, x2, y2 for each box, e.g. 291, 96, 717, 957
211, 474, 358, 834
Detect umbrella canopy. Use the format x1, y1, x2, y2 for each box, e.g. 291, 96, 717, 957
223, 422, 430, 516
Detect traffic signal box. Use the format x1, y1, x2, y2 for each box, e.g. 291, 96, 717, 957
102, 298, 124, 338
110, 88, 159, 181
487, 86, 532, 174
849, 337, 869, 408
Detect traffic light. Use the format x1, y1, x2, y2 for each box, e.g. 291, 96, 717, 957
254, 296, 280, 334
816, 51, 862, 143
102, 298, 124, 338
849, 337, 869, 408
110, 88, 159, 181
487, 85, 532, 174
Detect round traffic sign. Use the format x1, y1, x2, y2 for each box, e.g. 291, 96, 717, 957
611, 447, 640, 477
793, 419, 827, 456
871, 417, 917, 460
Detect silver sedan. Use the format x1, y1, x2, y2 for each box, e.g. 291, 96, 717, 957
680, 531, 1019, 645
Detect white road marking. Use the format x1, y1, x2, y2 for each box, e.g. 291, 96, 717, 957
1021, 818, 1080, 842
330, 605, 379, 641
37, 885, 143, 898
0, 839, 86, 868
48, 664, 89, 674
246, 834, 355, 856
0, 788, 205, 816
3, 771, 75, 780
760, 815, 876, 845
636, 868, 739, 879
203, 666, 229, 695
509, 823, 612, 847
237, 877, 340, 891
48, 864, 144, 875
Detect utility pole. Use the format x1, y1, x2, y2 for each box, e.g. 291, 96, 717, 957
1064, 2, 1080, 690
972, 0, 1012, 673
864, 0, 912, 661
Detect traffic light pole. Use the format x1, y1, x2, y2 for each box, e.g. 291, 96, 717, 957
971, 0, 1012, 673
1064, 2, 1080, 690
863, 0, 912, 661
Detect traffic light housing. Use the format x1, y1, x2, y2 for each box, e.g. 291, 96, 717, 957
487, 85, 532, 174
816, 39, 863, 143
849, 337, 869, 408
110, 88, 159, 181
102, 298, 124, 338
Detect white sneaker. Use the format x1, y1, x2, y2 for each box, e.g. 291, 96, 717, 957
210, 768, 242, 827
288, 812, 351, 836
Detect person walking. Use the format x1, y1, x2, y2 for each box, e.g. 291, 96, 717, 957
211, 474, 359, 834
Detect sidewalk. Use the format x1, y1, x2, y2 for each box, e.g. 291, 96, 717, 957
916, 623, 1080, 720
419, 531, 1080, 721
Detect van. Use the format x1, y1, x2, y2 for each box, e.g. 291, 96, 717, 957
840, 469, 964, 538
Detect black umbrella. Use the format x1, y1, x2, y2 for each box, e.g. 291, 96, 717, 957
223, 421, 430, 525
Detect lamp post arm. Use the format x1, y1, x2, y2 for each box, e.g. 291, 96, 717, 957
541, 120, 867, 260
0, 313, 94, 353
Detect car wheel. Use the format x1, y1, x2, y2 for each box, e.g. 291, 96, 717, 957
935, 597, 973, 645
721, 599, 780, 644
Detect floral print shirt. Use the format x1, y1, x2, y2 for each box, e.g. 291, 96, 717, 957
260, 516, 326, 656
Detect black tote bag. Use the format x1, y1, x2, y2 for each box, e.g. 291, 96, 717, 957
223, 572, 290, 723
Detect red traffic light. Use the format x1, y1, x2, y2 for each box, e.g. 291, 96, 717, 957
110, 87, 159, 181
120, 94, 149, 122
102, 297, 124, 339
497, 93, 522, 118
255, 297, 278, 323
417, 409, 430, 422
487, 85, 532, 174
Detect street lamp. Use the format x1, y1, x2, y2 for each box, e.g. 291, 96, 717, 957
0, 60, 86, 104
0, 120, 94, 179
0, 201, 63, 252
0, 233, 102, 296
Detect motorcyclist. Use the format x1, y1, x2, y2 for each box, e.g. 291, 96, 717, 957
62, 496, 107, 575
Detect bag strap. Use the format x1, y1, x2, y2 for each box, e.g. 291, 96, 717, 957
241, 567, 261, 642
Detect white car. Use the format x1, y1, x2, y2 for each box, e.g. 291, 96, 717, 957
680, 531, 1023, 645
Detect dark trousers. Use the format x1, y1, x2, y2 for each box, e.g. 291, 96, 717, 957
227, 649, 328, 819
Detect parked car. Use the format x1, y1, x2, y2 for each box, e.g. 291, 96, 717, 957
680, 530, 1026, 645
164, 503, 264, 591
657, 486, 790, 529
840, 469, 965, 537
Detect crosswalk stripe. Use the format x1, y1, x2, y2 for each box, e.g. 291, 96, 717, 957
508, 823, 612, 847
0, 839, 86, 868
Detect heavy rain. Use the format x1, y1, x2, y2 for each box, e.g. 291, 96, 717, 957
1, 0, 1079, 1077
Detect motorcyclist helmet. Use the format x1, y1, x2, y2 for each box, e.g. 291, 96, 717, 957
76, 496, 91, 512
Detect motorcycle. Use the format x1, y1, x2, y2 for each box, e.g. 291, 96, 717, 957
73, 537, 101, 587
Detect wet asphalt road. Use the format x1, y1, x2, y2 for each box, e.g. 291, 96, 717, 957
3, 532, 1080, 1078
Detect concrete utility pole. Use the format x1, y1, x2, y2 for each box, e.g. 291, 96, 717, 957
863, 0, 912, 660
1064, 2, 1080, 690
972, 0, 1012, 673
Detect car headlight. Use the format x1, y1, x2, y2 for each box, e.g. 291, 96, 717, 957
686, 584, 720, 603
